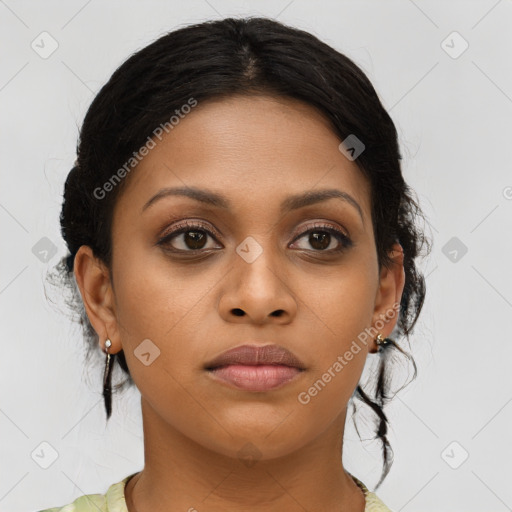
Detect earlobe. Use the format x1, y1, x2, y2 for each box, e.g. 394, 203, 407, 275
73, 245, 119, 352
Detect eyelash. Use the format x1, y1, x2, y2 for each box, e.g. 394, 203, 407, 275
157, 220, 353, 255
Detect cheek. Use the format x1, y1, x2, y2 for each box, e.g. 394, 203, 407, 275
295, 259, 377, 400
112, 242, 200, 336
111, 247, 223, 381
293, 286, 372, 434
303, 260, 377, 343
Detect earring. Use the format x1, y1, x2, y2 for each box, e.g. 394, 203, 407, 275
375, 333, 393, 351
102, 339, 114, 420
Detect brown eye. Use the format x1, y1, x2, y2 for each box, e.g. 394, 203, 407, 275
308, 232, 331, 250
157, 221, 221, 252
291, 224, 353, 252
182, 230, 208, 250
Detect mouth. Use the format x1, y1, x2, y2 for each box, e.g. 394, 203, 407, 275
204, 344, 306, 392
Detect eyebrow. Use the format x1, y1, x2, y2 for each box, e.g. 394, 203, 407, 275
141, 186, 364, 222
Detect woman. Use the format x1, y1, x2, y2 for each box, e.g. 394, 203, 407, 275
41, 16, 428, 512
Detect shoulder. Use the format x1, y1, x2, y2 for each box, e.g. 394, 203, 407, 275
350, 474, 394, 512
364, 491, 394, 512
37, 473, 136, 512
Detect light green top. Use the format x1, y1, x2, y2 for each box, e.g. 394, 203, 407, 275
39, 472, 393, 511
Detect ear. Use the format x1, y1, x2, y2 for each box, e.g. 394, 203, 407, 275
73, 245, 121, 354
370, 243, 405, 353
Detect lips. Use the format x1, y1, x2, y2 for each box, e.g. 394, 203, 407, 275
204, 344, 306, 370
204, 344, 306, 392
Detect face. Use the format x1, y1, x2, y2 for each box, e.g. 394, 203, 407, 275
77, 94, 403, 461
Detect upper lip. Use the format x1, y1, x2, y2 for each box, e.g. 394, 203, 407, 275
204, 344, 306, 370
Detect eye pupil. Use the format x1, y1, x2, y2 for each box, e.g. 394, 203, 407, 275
185, 230, 207, 249
310, 232, 330, 250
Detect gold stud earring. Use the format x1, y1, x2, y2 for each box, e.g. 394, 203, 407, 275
375, 333, 392, 351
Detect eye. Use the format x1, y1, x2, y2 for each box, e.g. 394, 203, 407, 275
157, 220, 222, 252
290, 223, 353, 252
157, 220, 353, 255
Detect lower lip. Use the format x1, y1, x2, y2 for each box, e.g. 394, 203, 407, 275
207, 364, 303, 391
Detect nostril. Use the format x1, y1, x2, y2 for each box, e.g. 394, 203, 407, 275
232, 308, 245, 316
271, 310, 284, 317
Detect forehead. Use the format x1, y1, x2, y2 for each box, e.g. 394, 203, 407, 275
114, 94, 371, 220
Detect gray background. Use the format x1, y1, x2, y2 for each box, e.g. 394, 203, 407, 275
1, 1, 512, 510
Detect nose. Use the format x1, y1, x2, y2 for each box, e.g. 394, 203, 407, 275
218, 244, 298, 325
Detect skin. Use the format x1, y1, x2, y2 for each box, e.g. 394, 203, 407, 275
74, 94, 405, 512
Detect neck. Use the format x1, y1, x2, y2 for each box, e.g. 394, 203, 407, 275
125, 397, 366, 512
